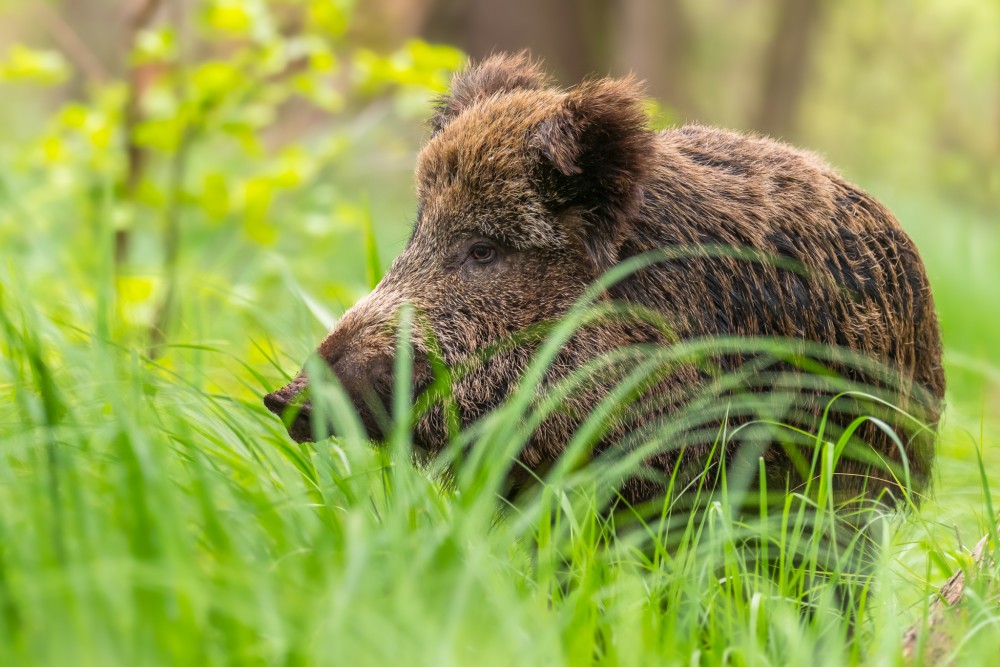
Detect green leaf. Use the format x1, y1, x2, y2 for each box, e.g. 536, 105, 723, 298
134, 118, 184, 152
360, 197, 382, 290
221, 121, 264, 156
204, 1, 254, 35
133, 28, 177, 64
0, 45, 68, 85
200, 172, 230, 220
243, 176, 276, 245
191, 61, 241, 102
308, 0, 352, 38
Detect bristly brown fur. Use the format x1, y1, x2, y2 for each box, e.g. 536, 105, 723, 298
265, 52, 946, 514
429, 51, 551, 135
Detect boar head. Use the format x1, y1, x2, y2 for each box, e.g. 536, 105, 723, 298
264, 53, 658, 468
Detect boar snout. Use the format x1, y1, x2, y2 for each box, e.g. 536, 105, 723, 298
264, 348, 406, 443
263, 378, 314, 443
265, 287, 435, 444
328, 349, 396, 440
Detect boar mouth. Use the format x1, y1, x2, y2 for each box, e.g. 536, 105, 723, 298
262, 389, 316, 443
263, 387, 392, 444
264, 374, 432, 445
262, 376, 318, 443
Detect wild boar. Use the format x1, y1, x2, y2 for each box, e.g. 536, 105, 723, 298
264, 52, 945, 512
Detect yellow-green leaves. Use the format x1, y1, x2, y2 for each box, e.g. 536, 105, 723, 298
243, 176, 277, 245
133, 28, 177, 65
205, 1, 253, 34
241, 147, 316, 245
29, 97, 122, 175
1, 0, 467, 339
354, 40, 464, 96
199, 171, 230, 221
0, 45, 68, 85
307, 0, 353, 38
204, 0, 265, 36
361, 198, 382, 290
135, 117, 186, 152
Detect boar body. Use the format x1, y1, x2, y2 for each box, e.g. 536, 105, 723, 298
265, 53, 944, 511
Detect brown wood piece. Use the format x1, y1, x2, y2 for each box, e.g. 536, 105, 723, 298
901, 532, 995, 663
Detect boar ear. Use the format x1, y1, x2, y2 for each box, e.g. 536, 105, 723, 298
531, 76, 656, 272
430, 51, 551, 134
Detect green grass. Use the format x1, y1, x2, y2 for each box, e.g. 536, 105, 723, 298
1, 138, 999, 665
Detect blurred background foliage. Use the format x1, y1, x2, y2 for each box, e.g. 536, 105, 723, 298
0, 0, 997, 428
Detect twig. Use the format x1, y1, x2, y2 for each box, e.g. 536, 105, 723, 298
35, 5, 110, 85
148, 0, 191, 358
902, 531, 997, 663
119, 0, 164, 268
148, 123, 193, 358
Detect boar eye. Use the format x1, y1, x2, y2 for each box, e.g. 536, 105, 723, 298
468, 242, 498, 265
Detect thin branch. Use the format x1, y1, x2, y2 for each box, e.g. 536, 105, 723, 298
902, 530, 998, 663
148, 0, 191, 358
119, 0, 164, 269
35, 5, 110, 85
148, 124, 193, 358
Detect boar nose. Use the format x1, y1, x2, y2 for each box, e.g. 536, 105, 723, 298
263, 381, 314, 442
263, 390, 301, 415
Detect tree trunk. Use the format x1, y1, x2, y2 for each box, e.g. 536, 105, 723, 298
617, 0, 692, 119
753, 0, 826, 140
420, 0, 606, 85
